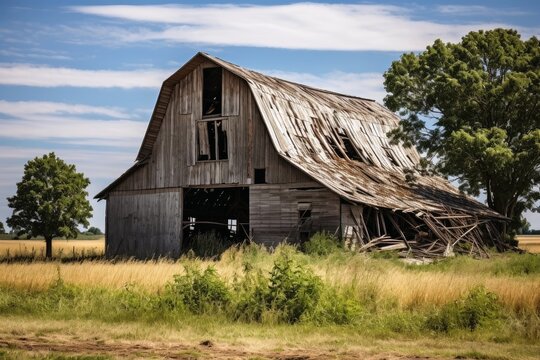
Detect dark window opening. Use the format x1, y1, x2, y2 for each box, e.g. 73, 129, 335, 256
254, 168, 266, 184
298, 202, 312, 226
203, 67, 222, 116
197, 119, 228, 161
299, 209, 312, 224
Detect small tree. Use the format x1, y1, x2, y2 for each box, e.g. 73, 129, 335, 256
0, 221, 5, 234
7, 153, 93, 258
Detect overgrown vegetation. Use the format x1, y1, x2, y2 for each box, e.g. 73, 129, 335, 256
426, 286, 502, 332
302, 231, 341, 256
186, 231, 236, 258
0, 232, 538, 346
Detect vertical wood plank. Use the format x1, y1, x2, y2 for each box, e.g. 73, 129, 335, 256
222, 69, 240, 116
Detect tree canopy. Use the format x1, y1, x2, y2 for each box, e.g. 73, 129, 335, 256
85, 226, 103, 235
0, 221, 5, 234
7, 153, 93, 258
383, 29, 540, 235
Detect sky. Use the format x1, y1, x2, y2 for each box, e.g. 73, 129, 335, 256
0, 0, 539, 232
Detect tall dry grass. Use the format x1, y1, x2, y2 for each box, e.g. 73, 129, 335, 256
0, 239, 104, 258
0, 244, 538, 314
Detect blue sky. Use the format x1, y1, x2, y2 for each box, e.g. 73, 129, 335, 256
0, 0, 539, 232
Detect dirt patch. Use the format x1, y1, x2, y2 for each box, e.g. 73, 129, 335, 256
0, 333, 440, 359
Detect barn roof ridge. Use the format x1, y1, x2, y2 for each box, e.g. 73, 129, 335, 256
199, 52, 376, 102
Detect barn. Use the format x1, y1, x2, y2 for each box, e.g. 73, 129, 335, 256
96, 52, 507, 259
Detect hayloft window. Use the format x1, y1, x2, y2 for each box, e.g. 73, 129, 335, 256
197, 118, 228, 161
203, 67, 222, 117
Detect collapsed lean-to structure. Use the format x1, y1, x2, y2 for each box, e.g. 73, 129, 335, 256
97, 52, 508, 259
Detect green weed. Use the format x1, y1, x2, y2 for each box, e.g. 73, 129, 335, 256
302, 231, 341, 256
426, 286, 502, 332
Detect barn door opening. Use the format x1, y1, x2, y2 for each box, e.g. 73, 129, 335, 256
182, 187, 249, 257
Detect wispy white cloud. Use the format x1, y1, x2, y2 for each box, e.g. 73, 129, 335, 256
0, 100, 131, 119
0, 117, 145, 146
0, 47, 71, 60
0, 146, 133, 167
69, 3, 536, 51
437, 5, 527, 16
0, 100, 146, 147
264, 70, 385, 102
0, 63, 170, 88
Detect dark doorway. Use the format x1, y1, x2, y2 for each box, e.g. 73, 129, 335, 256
182, 187, 249, 256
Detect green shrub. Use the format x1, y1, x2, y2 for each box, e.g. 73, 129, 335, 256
265, 254, 322, 323
166, 265, 230, 314
112, 283, 157, 319
231, 267, 269, 322
307, 287, 360, 325
232, 254, 325, 324
426, 286, 502, 332
302, 231, 341, 256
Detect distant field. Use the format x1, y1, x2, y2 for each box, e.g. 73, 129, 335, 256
517, 235, 540, 253
0, 238, 104, 258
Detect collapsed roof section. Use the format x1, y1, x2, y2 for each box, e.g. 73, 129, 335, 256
131, 52, 502, 220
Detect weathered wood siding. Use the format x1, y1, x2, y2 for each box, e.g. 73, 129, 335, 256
106, 62, 325, 254
341, 203, 364, 250
114, 64, 310, 193
249, 183, 340, 247
106, 189, 182, 258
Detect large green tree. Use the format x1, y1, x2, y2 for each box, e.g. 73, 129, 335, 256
384, 28, 540, 235
7, 153, 93, 258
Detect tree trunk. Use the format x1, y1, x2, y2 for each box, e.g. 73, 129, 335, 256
45, 236, 52, 259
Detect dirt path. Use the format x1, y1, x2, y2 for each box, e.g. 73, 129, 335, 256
0, 333, 436, 359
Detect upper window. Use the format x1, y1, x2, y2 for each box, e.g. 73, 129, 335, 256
203, 67, 222, 117
197, 119, 228, 161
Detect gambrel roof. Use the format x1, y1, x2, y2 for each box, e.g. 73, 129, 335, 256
98, 53, 502, 219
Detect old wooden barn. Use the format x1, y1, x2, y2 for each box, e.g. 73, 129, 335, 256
96, 52, 507, 259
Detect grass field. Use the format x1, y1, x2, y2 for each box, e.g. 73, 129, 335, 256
0, 236, 539, 359
0, 238, 104, 259
517, 235, 540, 253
